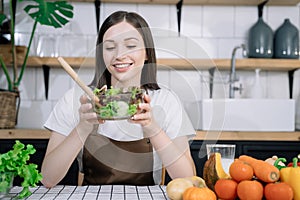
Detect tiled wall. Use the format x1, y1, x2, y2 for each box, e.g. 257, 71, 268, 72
1, 2, 300, 129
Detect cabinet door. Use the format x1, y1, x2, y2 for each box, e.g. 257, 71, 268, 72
241, 141, 300, 162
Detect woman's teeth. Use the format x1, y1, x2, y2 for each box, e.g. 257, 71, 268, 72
114, 64, 131, 68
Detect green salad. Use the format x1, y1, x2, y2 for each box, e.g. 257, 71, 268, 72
93, 86, 144, 120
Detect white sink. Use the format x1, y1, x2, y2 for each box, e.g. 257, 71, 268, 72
185, 99, 295, 132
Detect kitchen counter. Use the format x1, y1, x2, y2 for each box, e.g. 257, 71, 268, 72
1, 129, 300, 141
1, 129, 299, 187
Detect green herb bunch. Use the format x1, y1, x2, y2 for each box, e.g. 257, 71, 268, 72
0, 140, 43, 198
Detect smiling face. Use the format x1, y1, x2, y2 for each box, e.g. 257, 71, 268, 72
103, 21, 147, 88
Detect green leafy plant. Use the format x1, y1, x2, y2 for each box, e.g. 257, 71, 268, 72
0, 0, 73, 92
0, 140, 43, 198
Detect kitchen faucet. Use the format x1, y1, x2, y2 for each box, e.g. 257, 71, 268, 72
229, 44, 247, 98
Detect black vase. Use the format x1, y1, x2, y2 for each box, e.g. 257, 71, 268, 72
274, 18, 299, 59
248, 17, 274, 58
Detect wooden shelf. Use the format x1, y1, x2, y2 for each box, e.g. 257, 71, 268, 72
183, 0, 300, 6
21, 56, 300, 71
159, 58, 300, 71
70, 0, 179, 4
69, 0, 300, 6
0, 129, 51, 139
1, 129, 300, 141
25, 57, 95, 69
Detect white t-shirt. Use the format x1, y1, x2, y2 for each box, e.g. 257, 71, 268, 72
44, 86, 196, 184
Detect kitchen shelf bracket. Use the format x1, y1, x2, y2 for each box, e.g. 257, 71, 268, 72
42, 64, 50, 100
176, 0, 183, 36
288, 69, 296, 99
208, 67, 216, 98
94, 0, 101, 33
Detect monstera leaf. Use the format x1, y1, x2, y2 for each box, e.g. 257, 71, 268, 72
0, 0, 74, 91
22, 0, 73, 28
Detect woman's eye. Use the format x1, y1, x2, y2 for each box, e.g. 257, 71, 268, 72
127, 45, 137, 49
105, 46, 115, 51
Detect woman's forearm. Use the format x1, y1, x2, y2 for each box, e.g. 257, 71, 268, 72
41, 127, 86, 188
149, 131, 196, 179
41, 96, 102, 188
164, 150, 196, 179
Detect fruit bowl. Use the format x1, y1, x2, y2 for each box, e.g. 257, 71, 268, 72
93, 87, 145, 120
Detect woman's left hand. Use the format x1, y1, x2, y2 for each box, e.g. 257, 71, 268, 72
129, 94, 161, 138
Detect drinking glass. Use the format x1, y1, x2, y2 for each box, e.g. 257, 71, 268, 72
206, 144, 236, 174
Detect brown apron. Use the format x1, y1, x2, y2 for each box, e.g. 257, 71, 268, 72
82, 132, 155, 186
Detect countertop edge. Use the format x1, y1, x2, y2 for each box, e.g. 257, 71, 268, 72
193, 130, 300, 141
0, 129, 300, 141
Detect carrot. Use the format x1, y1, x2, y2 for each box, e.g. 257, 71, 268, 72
238, 155, 280, 183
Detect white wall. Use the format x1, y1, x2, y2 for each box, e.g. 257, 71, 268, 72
1, 2, 299, 129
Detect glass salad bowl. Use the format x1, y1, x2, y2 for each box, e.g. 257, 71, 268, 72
93, 86, 145, 120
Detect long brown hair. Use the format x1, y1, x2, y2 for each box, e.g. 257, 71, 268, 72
90, 11, 160, 91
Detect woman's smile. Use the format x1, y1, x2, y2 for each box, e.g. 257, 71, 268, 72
113, 62, 133, 72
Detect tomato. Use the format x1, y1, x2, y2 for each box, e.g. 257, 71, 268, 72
214, 179, 238, 200
264, 182, 293, 200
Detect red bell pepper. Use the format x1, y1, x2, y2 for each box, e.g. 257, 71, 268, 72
287, 162, 300, 167
287, 155, 300, 167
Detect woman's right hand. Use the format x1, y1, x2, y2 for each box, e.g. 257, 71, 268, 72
76, 95, 104, 140
41, 95, 105, 187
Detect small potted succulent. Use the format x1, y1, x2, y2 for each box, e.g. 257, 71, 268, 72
0, 0, 73, 128
0, 140, 43, 198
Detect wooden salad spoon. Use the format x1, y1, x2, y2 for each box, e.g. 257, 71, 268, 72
57, 57, 103, 107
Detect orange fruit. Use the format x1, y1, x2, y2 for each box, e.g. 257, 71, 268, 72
214, 179, 238, 200
183, 186, 216, 200
237, 180, 263, 200
264, 182, 293, 200
229, 159, 254, 182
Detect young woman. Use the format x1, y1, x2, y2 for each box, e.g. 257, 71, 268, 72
41, 11, 196, 188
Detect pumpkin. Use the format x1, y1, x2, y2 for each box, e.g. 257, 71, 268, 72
182, 186, 217, 200
166, 178, 194, 200
203, 152, 230, 191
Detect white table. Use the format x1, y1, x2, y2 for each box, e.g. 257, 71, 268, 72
4, 185, 169, 200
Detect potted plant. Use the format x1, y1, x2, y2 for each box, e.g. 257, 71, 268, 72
0, 140, 43, 198
0, 0, 73, 128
